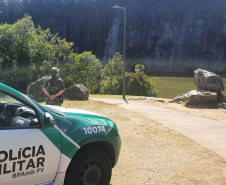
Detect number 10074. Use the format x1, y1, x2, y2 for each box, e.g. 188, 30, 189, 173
83, 126, 106, 135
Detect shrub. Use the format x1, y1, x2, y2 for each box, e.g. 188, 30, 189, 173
100, 72, 158, 96
126, 72, 158, 96
100, 53, 158, 96
100, 75, 122, 94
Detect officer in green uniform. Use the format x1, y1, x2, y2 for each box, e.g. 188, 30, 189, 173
42, 67, 65, 106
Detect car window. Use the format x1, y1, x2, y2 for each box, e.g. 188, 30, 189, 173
0, 91, 39, 129
0, 92, 21, 104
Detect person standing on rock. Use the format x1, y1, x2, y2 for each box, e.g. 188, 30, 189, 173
42, 67, 65, 106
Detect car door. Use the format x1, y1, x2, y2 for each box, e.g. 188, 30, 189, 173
0, 91, 61, 185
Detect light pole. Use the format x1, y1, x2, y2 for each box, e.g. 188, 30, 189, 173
113, 5, 127, 101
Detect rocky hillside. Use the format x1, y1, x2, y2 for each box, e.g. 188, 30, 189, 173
1, 0, 226, 75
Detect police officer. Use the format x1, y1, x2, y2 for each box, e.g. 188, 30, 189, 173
42, 67, 65, 106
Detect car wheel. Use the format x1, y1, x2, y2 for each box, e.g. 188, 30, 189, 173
64, 147, 112, 185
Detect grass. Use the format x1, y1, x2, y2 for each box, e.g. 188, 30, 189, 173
61, 99, 226, 184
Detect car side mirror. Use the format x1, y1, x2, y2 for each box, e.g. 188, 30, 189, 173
44, 112, 55, 127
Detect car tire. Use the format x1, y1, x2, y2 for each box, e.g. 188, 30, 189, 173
64, 147, 112, 185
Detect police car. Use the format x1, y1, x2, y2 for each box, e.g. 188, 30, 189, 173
0, 83, 121, 185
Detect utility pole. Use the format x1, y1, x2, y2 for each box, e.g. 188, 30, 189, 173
113, 5, 127, 101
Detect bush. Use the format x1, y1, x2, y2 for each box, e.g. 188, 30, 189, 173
100, 75, 122, 94
126, 72, 158, 96
100, 71, 158, 96
100, 53, 158, 96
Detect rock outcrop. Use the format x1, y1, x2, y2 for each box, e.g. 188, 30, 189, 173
27, 78, 89, 102
171, 69, 224, 103
64, 85, 89, 100
171, 90, 218, 103
27, 76, 48, 102
194, 68, 224, 92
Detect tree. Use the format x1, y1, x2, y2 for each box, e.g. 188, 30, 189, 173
0, 16, 77, 92
100, 53, 123, 94
101, 52, 123, 77
61, 51, 102, 94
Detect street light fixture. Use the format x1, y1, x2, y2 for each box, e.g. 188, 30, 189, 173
113, 5, 127, 101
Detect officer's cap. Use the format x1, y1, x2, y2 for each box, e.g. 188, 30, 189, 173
50, 67, 60, 75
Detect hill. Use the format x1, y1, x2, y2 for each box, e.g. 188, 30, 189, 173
1, 0, 226, 75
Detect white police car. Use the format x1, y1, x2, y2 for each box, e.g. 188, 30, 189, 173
0, 83, 121, 185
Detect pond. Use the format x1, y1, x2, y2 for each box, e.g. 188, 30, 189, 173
152, 77, 226, 99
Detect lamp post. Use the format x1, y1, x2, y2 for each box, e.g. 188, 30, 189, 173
113, 5, 126, 101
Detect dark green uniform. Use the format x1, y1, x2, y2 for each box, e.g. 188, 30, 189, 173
43, 76, 65, 106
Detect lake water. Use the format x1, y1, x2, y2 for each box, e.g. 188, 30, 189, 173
152, 77, 226, 99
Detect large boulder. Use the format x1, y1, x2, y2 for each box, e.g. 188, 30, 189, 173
171, 90, 218, 103
171, 69, 225, 104
27, 78, 89, 102
27, 76, 48, 102
64, 85, 89, 100
194, 68, 224, 92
